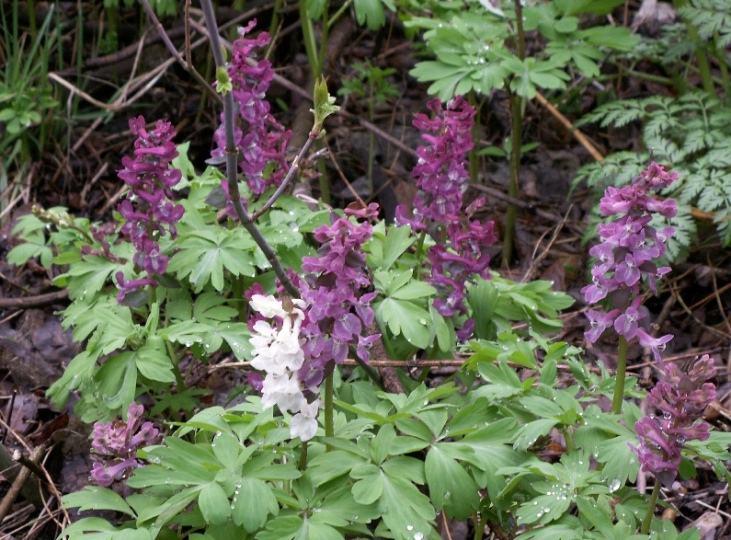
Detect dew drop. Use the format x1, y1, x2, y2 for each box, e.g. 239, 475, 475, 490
608, 478, 621, 493
414, 534, 424, 540
407, 525, 414, 531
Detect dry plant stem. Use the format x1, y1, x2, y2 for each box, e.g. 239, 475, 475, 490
0, 445, 46, 519
0, 289, 68, 309
251, 134, 317, 220
522, 205, 572, 283
670, 282, 731, 340
138, 0, 221, 104
534, 92, 604, 162
200, 0, 299, 298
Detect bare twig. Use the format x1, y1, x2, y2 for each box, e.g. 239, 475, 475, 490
0, 445, 45, 520
138, 0, 221, 103
200, 0, 299, 298
0, 290, 68, 309
251, 135, 318, 220
534, 91, 605, 163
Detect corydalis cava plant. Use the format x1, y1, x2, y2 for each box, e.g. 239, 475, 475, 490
582, 162, 678, 362
299, 203, 380, 389
90, 402, 160, 487
247, 206, 379, 439
211, 20, 291, 206
631, 354, 717, 487
249, 294, 320, 441
115, 116, 184, 303
396, 97, 496, 338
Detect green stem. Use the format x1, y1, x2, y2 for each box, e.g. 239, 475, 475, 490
712, 31, 730, 96
624, 68, 674, 86
611, 335, 628, 414
27, 0, 37, 41
324, 372, 334, 439
316, 0, 330, 78
674, 0, 714, 94
327, 0, 353, 30
298, 440, 308, 471
562, 426, 574, 453
166, 339, 187, 392
502, 92, 522, 266
299, 1, 321, 77
640, 480, 661, 534
473, 513, 482, 540
412, 230, 428, 278
502, 0, 525, 267
233, 275, 247, 322
268, 0, 285, 46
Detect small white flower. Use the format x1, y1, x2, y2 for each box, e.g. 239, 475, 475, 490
261, 372, 305, 413
290, 399, 321, 441
250, 294, 287, 318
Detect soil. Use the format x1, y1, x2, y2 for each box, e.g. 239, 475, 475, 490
1, 1, 730, 539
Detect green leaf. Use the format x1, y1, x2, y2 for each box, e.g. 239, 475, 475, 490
136, 337, 175, 383
425, 444, 479, 519
375, 298, 431, 349
62, 486, 136, 516
354, 0, 387, 29
512, 418, 559, 452
96, 352, 138, 413
381, 225, 415, 270
232, 477, 279, 532
378, 467, 435, 540
307, 0, 326, 18
516, 485, 573, 526
59, 518, 152, 540
389, 281, 437, 300
199, 482, 231, 525
312, 77, 340, 133
352, 465, 384, 504
168, 230, 256, 292
451, 419, 523, 498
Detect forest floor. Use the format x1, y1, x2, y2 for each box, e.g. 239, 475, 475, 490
1, 1, 730, 539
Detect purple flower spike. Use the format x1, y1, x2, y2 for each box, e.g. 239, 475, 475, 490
211, 20, 291, 208
90, 402, 160, 487
116, 116, 184, 303
395, 97, 496, 337
630, 355, 716, 487
583, 162, 679, 357
297, 209, 380, 391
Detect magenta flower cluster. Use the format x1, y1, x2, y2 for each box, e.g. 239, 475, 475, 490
583, 162, 678, 361
297, 203, 380, 391
395, 97, 496, 336
90, 402, 159, 487
630, 355, 716, 487
116, 116, 184, 303
395, 96, 475, 231
211, 20, 291, 203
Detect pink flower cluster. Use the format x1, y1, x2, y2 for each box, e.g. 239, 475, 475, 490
116, 116, 184, 303
90, 402, 159, 487
211, 20, 291, 203
298, 204, 380, 390
630, 355, 716, 487
396, 97, 496, 337
583, 162, 678, 361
